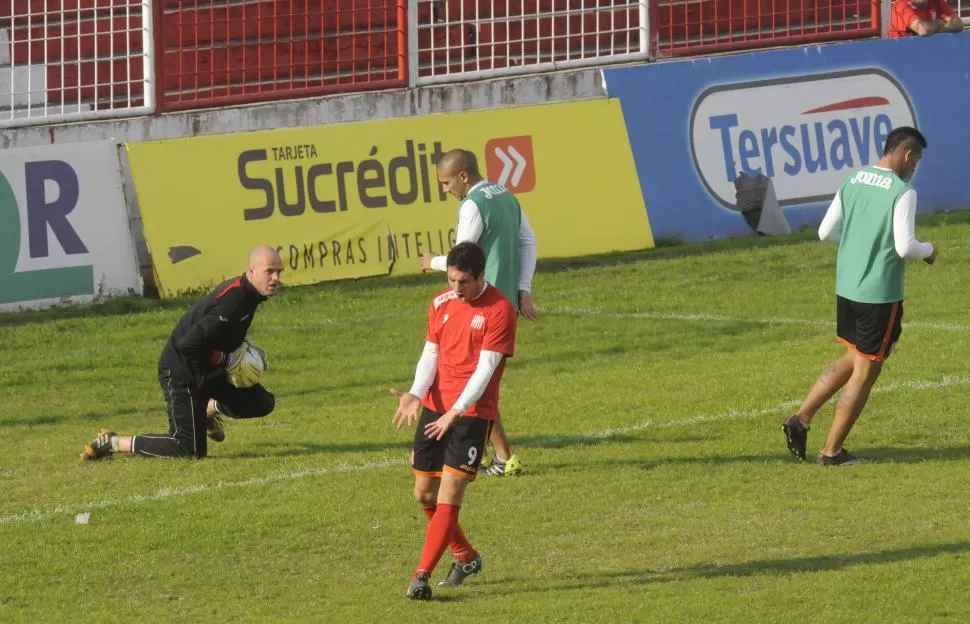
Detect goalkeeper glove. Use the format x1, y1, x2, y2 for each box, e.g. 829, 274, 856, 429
224, 341, 267, 388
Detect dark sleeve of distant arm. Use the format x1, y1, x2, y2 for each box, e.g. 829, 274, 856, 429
174, 304, 233, 380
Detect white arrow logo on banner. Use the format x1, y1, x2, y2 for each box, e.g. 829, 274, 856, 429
494, 146, 527, 187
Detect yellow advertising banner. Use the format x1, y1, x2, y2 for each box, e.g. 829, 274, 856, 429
126, 99, 652, 298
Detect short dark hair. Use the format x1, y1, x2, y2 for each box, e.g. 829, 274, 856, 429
446, 241, 486, 278
437, 148, 480, 177
883, 126, 927, 156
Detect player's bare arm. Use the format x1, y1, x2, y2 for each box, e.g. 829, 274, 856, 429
938, 10, 964, 31
390, 388, 423, 429
910, 16, 939, 35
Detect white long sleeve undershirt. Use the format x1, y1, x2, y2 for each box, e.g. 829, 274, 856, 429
818, 183, 934, 259
451, 350, 504, 414
408, 341, 439, 399
430, 188, 538, 293
407, 341, 504, 414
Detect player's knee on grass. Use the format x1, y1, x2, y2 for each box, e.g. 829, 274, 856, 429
255, 391, 275, 417
173, 433, 203, 459
219, 388, 275, 419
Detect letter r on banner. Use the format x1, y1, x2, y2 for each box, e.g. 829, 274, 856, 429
25, 160, 86, 258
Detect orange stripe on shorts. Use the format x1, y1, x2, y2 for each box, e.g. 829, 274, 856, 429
876, 302, 900, 360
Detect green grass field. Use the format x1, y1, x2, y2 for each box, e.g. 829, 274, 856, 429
2, 212, 970, 623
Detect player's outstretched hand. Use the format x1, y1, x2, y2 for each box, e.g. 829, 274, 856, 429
519, 290, 538, 321
390, 388, 422, 429
421, 253, 434, 271
924, 245, 938, 265
424, 409, 459, 441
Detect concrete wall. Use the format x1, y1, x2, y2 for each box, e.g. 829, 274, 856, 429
1, 68, 606, 148
1, 68, 606, 292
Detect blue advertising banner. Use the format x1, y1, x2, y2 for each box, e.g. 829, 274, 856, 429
604, 34, 970, 241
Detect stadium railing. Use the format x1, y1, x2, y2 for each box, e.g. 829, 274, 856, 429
1, 0, 154, 129
653, 0, 881, 57
154, 0, 407, 113
1, 0, 893, 128
411, 0, 650, 86
957, 0, 970, 23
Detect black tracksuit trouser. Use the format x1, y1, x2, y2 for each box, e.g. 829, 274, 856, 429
132, 365, 275, 458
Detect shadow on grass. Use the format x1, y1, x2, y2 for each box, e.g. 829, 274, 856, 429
851, 445, 970, 464
509, 427, 723, 453
0, 405, 158, 428
219, 439, 411, 459
478, 541, 970, 594
0, 415, 64, 428
271, 375, 418, 399
529, 444, 970, 471
212, 417, 689, 459
644, 444, 970, 466
0, 295, 192, 329
529, 453, 787, 474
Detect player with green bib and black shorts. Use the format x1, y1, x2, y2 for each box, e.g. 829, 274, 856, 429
782, 126, 937, 466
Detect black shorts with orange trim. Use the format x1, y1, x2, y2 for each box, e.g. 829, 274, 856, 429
411, 408, 491, 481
836, 296, 903, 361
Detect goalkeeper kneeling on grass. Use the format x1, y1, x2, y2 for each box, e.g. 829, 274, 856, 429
81, 245, 283, 460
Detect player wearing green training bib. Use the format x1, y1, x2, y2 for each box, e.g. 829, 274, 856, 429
782, 126, 937, 466
422, 149, 538, 480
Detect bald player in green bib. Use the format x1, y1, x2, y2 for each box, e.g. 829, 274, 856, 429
422, 149, 538, 477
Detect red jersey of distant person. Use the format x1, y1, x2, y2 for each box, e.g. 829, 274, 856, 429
422, 284, 517, 420
888, 0, 954, 37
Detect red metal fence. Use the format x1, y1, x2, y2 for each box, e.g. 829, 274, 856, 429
1, 0, 152, 128
1, 0, 892, 126
414, 1, 647, 84
155, 0, 406, 112
654, 0, 881, 57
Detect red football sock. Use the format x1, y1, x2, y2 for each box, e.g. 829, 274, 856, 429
416, 503, 461, 575
421, 505, 477, 562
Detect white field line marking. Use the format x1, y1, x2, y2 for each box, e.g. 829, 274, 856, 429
547, 307, 970, 332
0, 459, 405, 526
576, 374, 970, 441
3, 375, 967, 526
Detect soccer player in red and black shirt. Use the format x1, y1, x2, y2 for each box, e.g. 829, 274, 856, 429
390, 241, 517, 600
81, 245, 282, 460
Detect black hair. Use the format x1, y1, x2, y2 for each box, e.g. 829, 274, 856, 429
446, 241, 486, 278
883, 126, 927, 156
